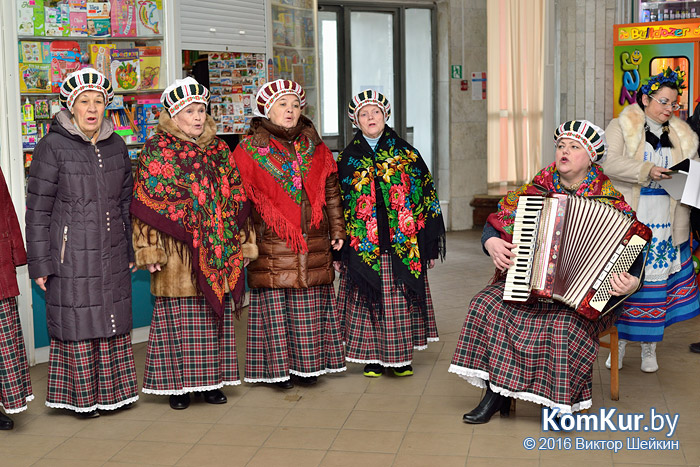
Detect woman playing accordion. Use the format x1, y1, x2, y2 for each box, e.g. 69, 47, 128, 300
448, 120, 644, 424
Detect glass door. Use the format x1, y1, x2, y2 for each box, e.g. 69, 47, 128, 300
348, 10, 396, 134
404, 8, 434, 170
318, 7, 342, 151
318, 3, 435, 171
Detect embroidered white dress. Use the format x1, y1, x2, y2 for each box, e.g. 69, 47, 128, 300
636, 118, 681, 282
616, 117, 700, 342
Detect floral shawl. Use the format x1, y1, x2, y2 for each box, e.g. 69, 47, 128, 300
232, 116, 337, 253
337, 127, 446, 299
130, 116, 250, 318
487, 162, 635, 240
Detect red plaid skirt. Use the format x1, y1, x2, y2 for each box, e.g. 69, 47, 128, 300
143, 296, 239, 395
448, 280, 614, 413
340, 255, 439, 367
46, 333, 138, 413
0, 297, 33, 414
245, 285, 346, 383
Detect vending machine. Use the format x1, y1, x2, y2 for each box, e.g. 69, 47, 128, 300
613, 19, 700, 118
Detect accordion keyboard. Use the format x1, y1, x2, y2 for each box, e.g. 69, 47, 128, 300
588, 234, 647, 312
503, 196, 545, 301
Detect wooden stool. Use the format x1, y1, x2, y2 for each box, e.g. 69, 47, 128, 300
598, 325, 619, 401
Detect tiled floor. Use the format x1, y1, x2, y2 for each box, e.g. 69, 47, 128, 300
2, 230, 700, 466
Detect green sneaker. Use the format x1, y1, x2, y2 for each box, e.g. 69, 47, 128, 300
392, 365, 414, 377
363, 363, 384, 377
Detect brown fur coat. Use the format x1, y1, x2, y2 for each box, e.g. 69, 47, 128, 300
132, 111, 257, 297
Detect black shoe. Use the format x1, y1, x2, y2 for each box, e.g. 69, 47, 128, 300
78, 410, 100, 419
169, 393, 191, 410
462, 388, 511, 424
275, 379, 294, 389
0, 413, 13, 430
690, 342, 700, 353
363, 364, 384, 377
202, 389, 227, 404
294, 375, 318, 386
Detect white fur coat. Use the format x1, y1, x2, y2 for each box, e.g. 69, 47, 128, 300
603, 103, 698, 246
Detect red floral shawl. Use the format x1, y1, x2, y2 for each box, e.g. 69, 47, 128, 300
233, 116, 337, 253
487, 162, 635, 241
131, 126, 250, 318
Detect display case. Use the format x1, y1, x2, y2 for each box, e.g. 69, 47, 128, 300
637, 0, 700, 22
270, 0, 320, 127
15, 0, 168, 169
1, 0, 178, 358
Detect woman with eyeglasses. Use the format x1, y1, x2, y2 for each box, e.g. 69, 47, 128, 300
603, 67, 700, 373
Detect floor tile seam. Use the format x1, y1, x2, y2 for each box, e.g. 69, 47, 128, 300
243, 444, 264, 467
33, 430, 76, 464
104, 437, 194, 466
72, 417, 156, 442
329, 397, 356, 439
263, 425, 342, 453
39, 437, 132, 464
389, 401, 421, 461
247, 416, 289, 459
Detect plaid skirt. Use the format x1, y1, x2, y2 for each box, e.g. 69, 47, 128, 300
0, 297, 33, 414
340, 255, 439, 367
245, 284, 346, 383
448, 280, 614, 414
143, 296, 240, 395
46, 333, 138, 413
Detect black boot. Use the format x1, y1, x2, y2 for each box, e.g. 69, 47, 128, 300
274, 379, 294, 389
202, 389, 227, 404
462, 388, 511, 424
294, 375, 318, 386
169, 393, 191, 410
0, 413, 13, 430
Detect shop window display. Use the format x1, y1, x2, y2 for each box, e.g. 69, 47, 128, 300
271, 0, 319, 126
16, 0, 166, 168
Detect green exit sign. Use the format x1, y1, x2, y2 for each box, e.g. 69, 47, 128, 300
451, 65, 462, 79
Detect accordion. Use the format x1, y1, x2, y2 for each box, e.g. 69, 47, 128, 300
503, 193, 652, 319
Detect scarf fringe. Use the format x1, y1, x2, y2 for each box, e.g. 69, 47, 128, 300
309, 150, 336, 228
344, 258, 429, 324
436, 233, 447, 262
244, 183, 307, 253
344, 267, 383, 322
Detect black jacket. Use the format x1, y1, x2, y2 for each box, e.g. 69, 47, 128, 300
26, 110, 134, 341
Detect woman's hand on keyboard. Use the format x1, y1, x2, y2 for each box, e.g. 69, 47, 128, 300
608, 272, 639, 296
485, 237, 516, 271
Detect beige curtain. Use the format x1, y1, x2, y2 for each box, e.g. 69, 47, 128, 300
487, 0, 545, 187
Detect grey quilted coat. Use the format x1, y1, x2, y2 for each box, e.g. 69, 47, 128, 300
26, 110, 134, 342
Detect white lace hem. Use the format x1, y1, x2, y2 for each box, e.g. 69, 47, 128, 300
290, 367, 347, 377
45, 394, 139, 413
244, 366, 347, 384
1, 394, 35, 414
414, 337, 440, 351
142, 381, 241, 395
645, 261, 682, 283
244, 376, 291, 384
447, 364, 591, 414
346, 357, 412, 367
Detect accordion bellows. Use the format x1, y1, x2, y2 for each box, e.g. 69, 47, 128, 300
503, 194, 652, 320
